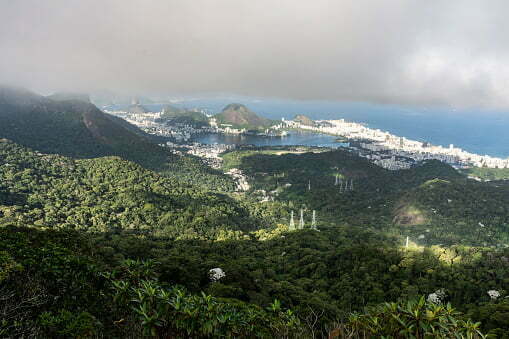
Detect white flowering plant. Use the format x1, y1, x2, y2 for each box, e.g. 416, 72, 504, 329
209, 268, 226, 282
487, 290, 501, 300
427, 288, 446, 304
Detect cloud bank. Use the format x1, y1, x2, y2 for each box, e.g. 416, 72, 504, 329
1, 0, 509, 108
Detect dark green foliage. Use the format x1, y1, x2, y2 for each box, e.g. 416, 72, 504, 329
469, 300, 509, 338
161, 154, 237, 192
0, 227, 303, 338
38, 310, 99, 338
222, 148, 509, 246
107, 259, 301, 338
333, 297, 484, 338
0, 250, 21, 283
0, 226, 104, 337
0, 140, 257, 238
2, 217, 508, 336
397, 177, 509, 246
87, 225, 509, 337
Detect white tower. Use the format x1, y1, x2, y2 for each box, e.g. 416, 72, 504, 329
311, 210, 316, 229
289, 211, 295, 230
299, 209, 304, 229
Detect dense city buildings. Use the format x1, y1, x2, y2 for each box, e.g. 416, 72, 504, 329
290, 119, 509, 170
104, 108, 508, 172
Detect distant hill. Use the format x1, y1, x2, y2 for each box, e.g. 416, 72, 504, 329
161, 104, 186, 115
293, 114, 316, 126
214, 103, 274, 130
159, 105, 209, 127
47, 92, 91, 103
0, 86, 167, 168
90, 91, 155, 107
125, 103, 150, 114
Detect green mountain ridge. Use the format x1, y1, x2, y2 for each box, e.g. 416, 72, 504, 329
0, 86, 168, 168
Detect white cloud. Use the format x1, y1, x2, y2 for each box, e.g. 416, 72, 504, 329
1, 0, 508, 108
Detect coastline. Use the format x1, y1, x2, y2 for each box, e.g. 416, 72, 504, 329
284, 119, 508, 169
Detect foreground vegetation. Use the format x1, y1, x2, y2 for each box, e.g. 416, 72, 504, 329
3, 225, 507, 337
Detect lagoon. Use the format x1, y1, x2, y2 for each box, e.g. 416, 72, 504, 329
191, 131, 348, 148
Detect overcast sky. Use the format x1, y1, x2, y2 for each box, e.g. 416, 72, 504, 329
1, 0, 509, 109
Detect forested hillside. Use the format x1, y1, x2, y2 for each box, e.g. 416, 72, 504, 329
0, 86, 168, 168
222, 147, 509, 247
0, 140, 261, 239
2, 137, 509, 336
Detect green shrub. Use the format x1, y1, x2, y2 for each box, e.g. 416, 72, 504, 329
108, 259, 301, 338
469, 299, 509, 338
38, 310, 98, 338
331, 297, 485, 338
